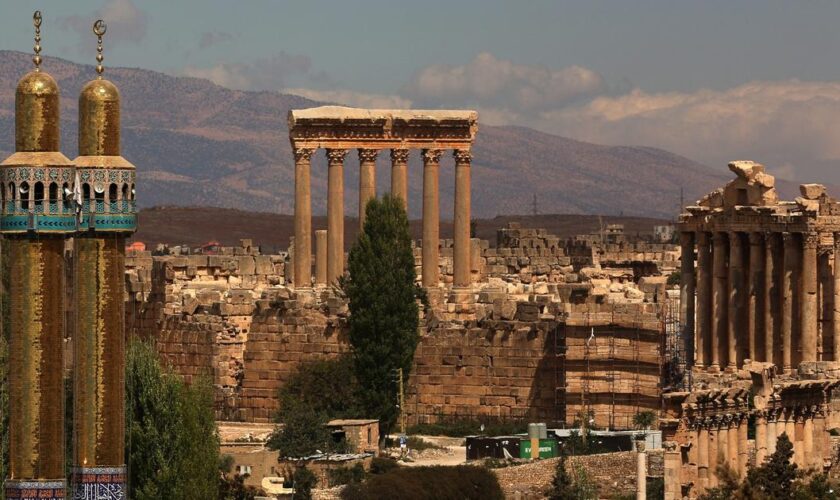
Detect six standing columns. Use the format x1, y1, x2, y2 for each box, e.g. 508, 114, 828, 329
293, 145, 472, 290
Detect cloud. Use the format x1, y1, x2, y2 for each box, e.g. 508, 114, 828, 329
283, 88, 413, 109
198, 31, 234, 50
59, 0, 147, 49
183, 52, 315, 91
534, 80, 840, 181
401, 52, 605, 114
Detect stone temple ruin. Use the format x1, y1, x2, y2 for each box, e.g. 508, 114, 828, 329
664, 161, 840, 499
126, 108, 681, 434
122, 105, 840, 497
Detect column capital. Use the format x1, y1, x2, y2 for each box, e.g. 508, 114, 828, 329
802, 231, 819, 249
294, 148, 315, 162
390, 148, 410, 164
422, 148, 443, 164
712, 232, 727, 244
326, 148, 348, 164
783, 232, 798, 246
453, 149, 472, 164
728, 231, 743, 244
748, 232, 764, 245
358, 148, 379, 163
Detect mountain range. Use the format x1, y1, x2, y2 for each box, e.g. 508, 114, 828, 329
0, 50, 784, 219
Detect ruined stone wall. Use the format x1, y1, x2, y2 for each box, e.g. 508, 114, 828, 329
125, 230, 669, 427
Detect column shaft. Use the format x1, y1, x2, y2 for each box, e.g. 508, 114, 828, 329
834, 234, 840, 361
712, 233, 729, 369
698, 427, 709, 489
390, 149, 409, 211
314, 229, 327, 285
766, 417, 777, 457
737, 418, 748, 477
697, 232, 712, 368
708, 424, 718, 487
813, 410, 826, 468
293, 148, 314, 287
636, 446, 647, 500
802, 233, 819, 362
783, 234, 798, 371
453, 150, 472, 288
755, 414, 767, 465
766, 233, 782, 365
803, 415, 814, 469
357, 149, 378, 229
748, 233, 765, 361
421, 149, 442, 288
727, 420, 739, 472
680, 232, 697, 366
718, 424, 728, 476
327, 149, 348, 284
728, 233, 745, 368
794, 416, 805, 467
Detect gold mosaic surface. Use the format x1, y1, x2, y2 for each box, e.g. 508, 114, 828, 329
79, 79, 120, 157
73, 236, 125, 467
15, 71, 60, 153
8, 237, 65, 480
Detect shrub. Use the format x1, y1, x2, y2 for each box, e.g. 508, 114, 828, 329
341, 465, 503, 500
292, 466, 317, 500
406, 436, 444, 452
369, 457, 399, 475
327, 463, 365, 486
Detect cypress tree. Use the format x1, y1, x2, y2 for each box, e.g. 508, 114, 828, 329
341, 195, 423, 436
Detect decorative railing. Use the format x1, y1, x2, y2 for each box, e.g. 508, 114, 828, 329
1, 198, 136, 215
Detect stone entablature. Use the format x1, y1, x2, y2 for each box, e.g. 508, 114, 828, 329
288, 106, 478, 150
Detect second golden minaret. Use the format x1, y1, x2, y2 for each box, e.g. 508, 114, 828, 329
70, 19, 135, 499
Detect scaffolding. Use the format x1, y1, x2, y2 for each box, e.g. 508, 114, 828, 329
663, 292, 691, 391
554, 319, 567, 425
554, 309, 650, 430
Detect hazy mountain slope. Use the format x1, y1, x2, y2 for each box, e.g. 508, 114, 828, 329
0, 50, 738, 218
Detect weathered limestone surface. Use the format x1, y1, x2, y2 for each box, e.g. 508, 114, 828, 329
127, 226, 672, 427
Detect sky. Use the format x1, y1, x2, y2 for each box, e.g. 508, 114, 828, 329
4, 0, 840, 183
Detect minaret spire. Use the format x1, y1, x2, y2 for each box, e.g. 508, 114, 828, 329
93, 19, 106, 78
33, 10, 42, 70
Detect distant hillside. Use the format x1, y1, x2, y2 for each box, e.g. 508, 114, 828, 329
0, 50, 736, 218
132, 206, 670, 250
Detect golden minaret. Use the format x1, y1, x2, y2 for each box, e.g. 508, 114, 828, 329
71, 19, 134, 499
1, 11, 73, 499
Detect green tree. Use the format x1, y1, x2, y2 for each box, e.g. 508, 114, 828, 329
293, 466, 317, 500
267, 356, 358, 457
632, 410, 657, 430
547, 454, 575, 499
126, 339, 220, 499
742, 432, 798, 499
0, 336, 7, 500
340, 195, 424, 436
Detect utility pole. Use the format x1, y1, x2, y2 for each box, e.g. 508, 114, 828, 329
398, 367, 406, 435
